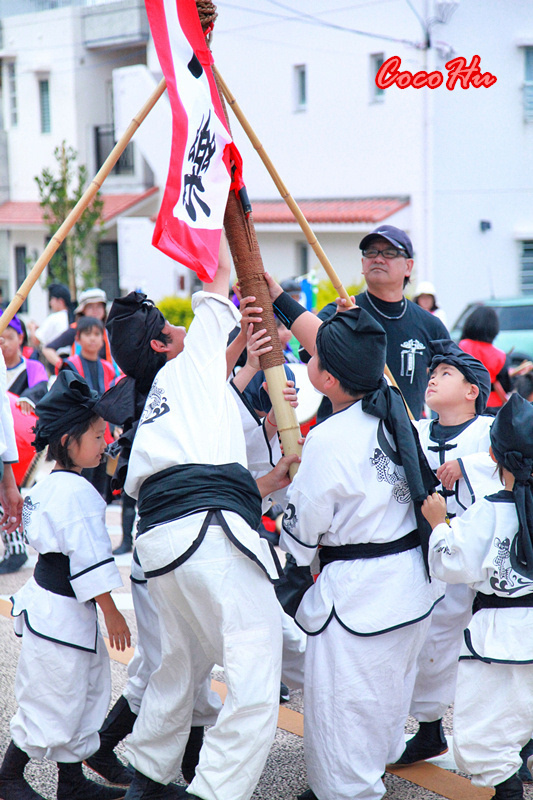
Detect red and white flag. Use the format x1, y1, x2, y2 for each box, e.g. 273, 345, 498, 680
145, 0, 239, 281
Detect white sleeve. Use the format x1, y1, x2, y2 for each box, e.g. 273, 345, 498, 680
0, 352, 18, 462
279, 435, 339, 565
428, 500, 494, 585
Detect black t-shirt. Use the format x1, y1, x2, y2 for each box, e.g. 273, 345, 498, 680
316, 292, 449, 420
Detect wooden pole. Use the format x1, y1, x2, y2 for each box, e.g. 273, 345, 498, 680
0, 78, 168, 337
214, 67, 414, 420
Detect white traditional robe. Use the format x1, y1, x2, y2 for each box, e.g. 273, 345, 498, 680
430, 494, 533, 786
124, 292, 283, 800
280, 401, 440, 800
10, 471, 122, 762
409, 415, 501, 722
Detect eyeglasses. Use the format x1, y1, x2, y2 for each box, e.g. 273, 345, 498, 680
362, 247, 408, 259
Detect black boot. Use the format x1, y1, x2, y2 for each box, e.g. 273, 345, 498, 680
297, 790, 319, 800
114, 495, 135, 555
492, 773, 523, 800
0, 742, 46, 800
180, 727, 204, 784
85, 696, 137, 786
57, 761, 126, 799
519, 739, 533, 783
392, 719, 448, 766
0, 552, 28, 574
124, 770, 199, 799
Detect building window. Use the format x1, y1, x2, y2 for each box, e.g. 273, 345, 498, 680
39, 78, 50, 134
14, 246, 27, 312
521, 241, 533, 294
294, 65, 307, 112
95, 125, 134, 175
296, 241, 309, 276
524, 47, 533, 122
7, 62, 17, 127
370, 53, 385, 102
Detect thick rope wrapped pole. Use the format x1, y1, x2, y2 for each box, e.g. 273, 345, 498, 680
0, 78, 168, 337
198, 2, 302, 473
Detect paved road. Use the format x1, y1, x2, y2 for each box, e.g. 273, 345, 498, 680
0, 503, 529, 800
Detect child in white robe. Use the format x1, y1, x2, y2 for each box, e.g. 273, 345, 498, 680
262, 280, 442, 800
424, 393, 533, 800
395, 339, 502, 765
0, 371, 130, 800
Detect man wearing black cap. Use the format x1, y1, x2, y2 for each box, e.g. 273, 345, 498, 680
314, 225, 449, 419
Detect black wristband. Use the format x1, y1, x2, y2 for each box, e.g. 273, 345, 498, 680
272, 292, 306, 329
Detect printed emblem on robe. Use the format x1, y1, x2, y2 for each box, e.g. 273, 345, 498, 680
490, 536, 533, 594
400, 338, 425, 384
282, 503, 299, 534
369, 448, 411, 503
140, 380, 170, 426
22, 496, 39, 530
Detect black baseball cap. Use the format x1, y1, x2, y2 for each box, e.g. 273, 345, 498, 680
359, 225, 413, 259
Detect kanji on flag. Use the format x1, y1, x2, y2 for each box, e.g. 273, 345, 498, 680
145, 0, 240, 281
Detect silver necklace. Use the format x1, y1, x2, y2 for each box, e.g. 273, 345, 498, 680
365, 291, 408, 320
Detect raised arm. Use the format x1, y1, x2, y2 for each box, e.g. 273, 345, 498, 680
203, 232, 232, 298
263, 272, 321, 355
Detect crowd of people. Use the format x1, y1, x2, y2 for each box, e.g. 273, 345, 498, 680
0, 226, 532, 800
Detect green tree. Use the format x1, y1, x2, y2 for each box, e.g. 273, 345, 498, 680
35, 141, 105, 300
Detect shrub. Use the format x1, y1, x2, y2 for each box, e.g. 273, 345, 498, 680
157, 296, 194, 329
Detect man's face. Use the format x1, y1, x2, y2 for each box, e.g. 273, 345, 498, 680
78, 326, 104, 359
161, 321, 187, 360
361, 236, 413, 294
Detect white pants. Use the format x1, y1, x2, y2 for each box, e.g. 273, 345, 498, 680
11, 627, 110, 762
126, 526, 283, 800
305, 615, 431, 800
409, 582, 474, 721
454, 658, 533, 787
125, 572, 222, 725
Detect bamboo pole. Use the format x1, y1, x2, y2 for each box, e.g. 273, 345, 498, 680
0, 78, 168, 337
214, 66, 414, 420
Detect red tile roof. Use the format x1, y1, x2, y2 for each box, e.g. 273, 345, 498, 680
249, 197, 410, 224
0, 187, 159, 227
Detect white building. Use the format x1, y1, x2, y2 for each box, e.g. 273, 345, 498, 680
0, 0, 187, 326
0, 0, 532, 327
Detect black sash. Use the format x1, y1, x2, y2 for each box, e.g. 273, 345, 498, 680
319, 529, 420, 570
472, 591, 533, 614
137, 462, 262, 535
34, 553, 75, 598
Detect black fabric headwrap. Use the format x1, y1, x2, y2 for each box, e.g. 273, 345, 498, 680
428, 339, 491, 415
490, 393, 533, 579
32, 371, 100, 452
362, 377, 440, 575
316, 307, 386, 393
106, 292, 166, 392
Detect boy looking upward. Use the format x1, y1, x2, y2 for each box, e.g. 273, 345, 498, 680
394, 340, 502, 767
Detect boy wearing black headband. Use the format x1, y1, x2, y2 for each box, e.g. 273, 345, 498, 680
395, 340, 502, 767
268, 283, 441, 800
107, 237, 297, 800
423, 393, 533, 800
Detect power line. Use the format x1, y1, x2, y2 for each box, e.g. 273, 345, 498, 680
263, 0, 421, 47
